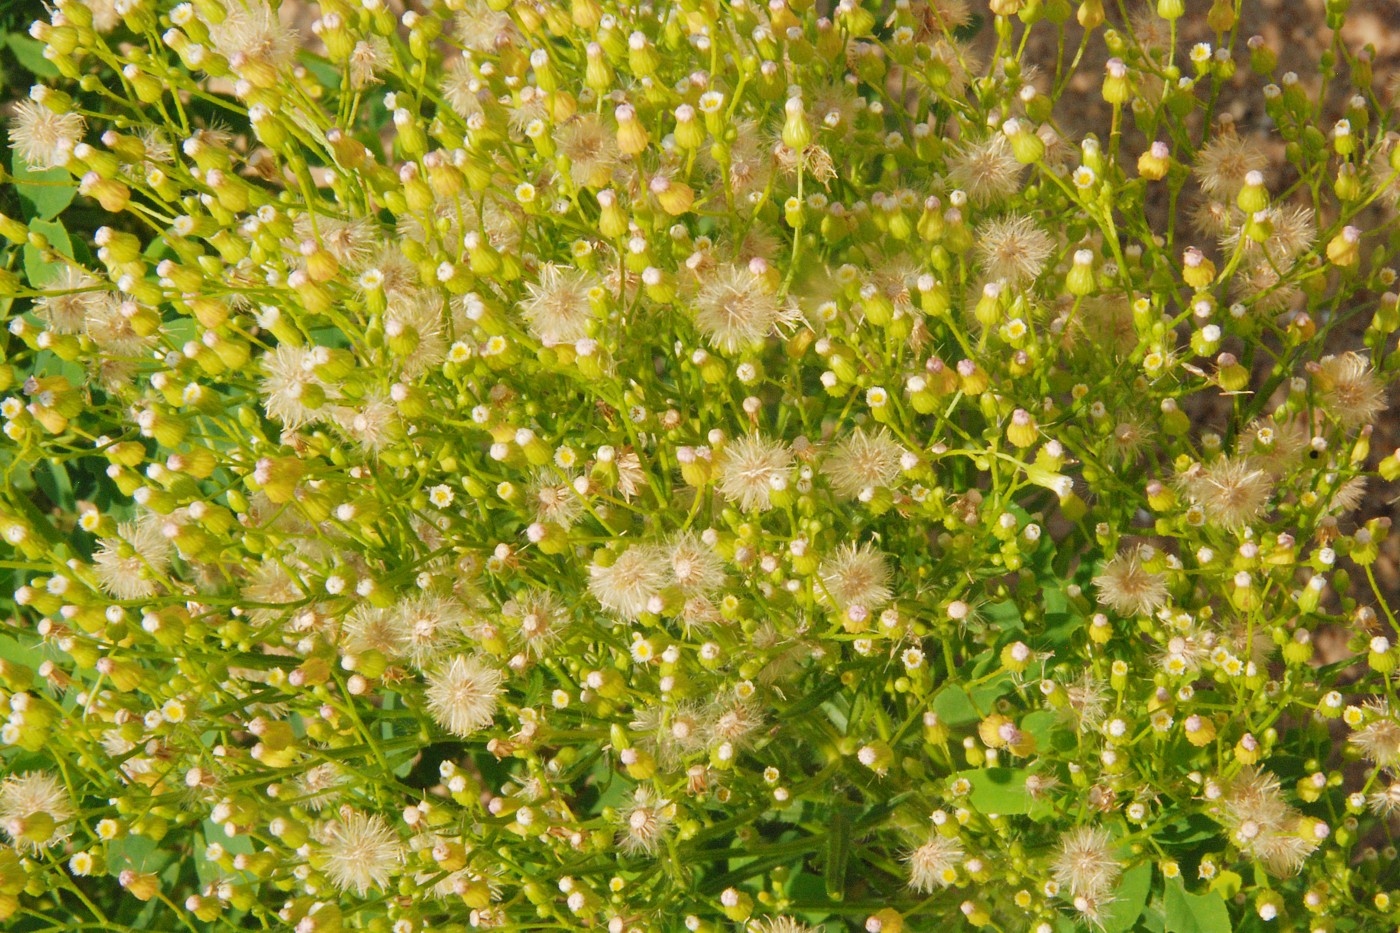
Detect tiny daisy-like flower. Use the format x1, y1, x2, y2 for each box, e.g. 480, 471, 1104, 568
821, 427, 905, 499
975, 213, 1055, 285
0, 771, 74, 851
425, 654, 504, 738
717, 434, 794, 512
428, 484, 455, 508
906, 834, 965, 892
1093, 546, 1168, 617
318, 809, 404, 896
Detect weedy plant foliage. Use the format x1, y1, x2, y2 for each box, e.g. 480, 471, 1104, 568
1, 0, 1399, 930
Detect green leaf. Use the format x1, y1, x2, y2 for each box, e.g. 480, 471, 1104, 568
957, 767, 1044, 816
11, 149, 75, 220
0, 630, 46, 670
1101, 862, 1153, 933
1023, 709, 1077, 754
34, 459, 74, 512
22, 217, 73, 287
107, 833, 171, 875
823, 810, 850, 900
1165, 878, 1233, 933
1156, 813, 1220, 848
6, 35, 61, 78
983, 599, 1023, 632
930, 668, 1013, 727
195, 819, 254, 886
1208, 871, 1243, 900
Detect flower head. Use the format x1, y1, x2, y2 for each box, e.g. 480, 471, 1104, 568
1350, 711, 1400, 769
822, 427, 905, 499
947, 134, 1024, 207
260, 344, 338, 430
504, 589, 571, 657
666, 530, 727, 595
453, 1, 519, 53
32, 267, 108, 333
1221, 767, 1318, 876
1052, 825, 1121, 900
384, 291, 447, 377
425, 654, 504, 737
1193, 132, 1267, 198
520, 264, 599, 346
617, 787, 674, 856
1314, 352, 1386, 427
817, 542, 893, 612
747, 919, 817, 933
8, 100, 84, 169
555, 113, 621, 189
976, 213, 1055, 285
906, 833, 964, 892
1093, 546, 1168, 617
318, 809, 403, 896
92, 513, 174, 601
389, 594, 469, 669
717, 434, 793, 512
1178, 456, 1274, 530
691, 264, 797, 352
0, 771, 74, 851
589, 545, 669, 619
208, 3, 297, 85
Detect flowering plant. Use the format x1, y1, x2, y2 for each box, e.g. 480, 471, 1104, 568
1, 0, 1399, 931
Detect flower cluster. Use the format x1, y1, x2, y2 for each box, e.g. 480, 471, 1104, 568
1, 0, 1399, 931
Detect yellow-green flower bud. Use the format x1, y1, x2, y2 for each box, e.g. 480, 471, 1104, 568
781, 96, 812, 151
1102, 57, 1131, 103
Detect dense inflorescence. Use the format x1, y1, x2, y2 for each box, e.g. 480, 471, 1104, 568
1, 0, 1399, 931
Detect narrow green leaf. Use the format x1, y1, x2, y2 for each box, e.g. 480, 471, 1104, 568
823, 810, 850, 900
